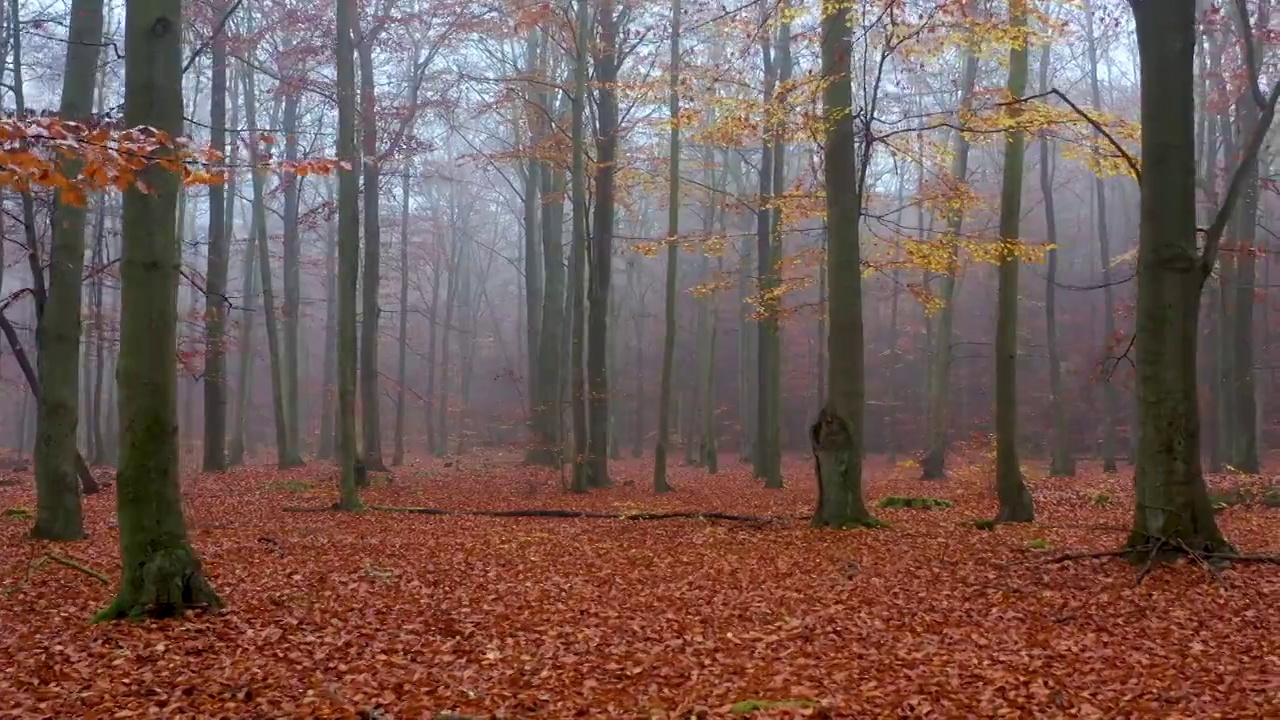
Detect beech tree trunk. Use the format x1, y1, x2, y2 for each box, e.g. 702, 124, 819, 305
98, 0, 222, 619
1229, 0, 1265, 473
358, 38, 386, 472
281, 89, 305, 464
335, 0, 363, 509
587, 0, 620, 489
31, 0, 103, 540
242, 58, 298, 470
993, 0, 1034, 524
755, 18, 781, 488
566, 0, 590, 492
813, 0, 874, 528
653, 0, 680, 494
1126, 0, 1229, 554
1039, 44, 1075, 478
1084, 0, 1120, 473
201, 0, 230, 472
318, 181, 338, 460
921, 44, 978, 480
393, 170, 411, 466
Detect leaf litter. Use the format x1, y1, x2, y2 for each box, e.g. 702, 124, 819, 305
0, 453, 1277, 718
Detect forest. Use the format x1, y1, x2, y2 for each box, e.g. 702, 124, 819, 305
0, 0, 1277, 716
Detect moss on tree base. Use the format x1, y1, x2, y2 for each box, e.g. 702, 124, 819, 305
94, 546, 222, 621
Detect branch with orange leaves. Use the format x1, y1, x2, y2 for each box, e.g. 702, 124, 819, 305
0, 115, 342, 203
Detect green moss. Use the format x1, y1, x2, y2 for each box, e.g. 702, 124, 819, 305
877, 496, 954, 510
729, 699, 816, 715
1026, 538, 1051, 550
1209, 488, 1253, 511
2, 507, 31, 520
1262, 488, 1280, 508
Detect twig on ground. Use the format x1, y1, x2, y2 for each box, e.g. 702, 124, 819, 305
1174, 538, 1222, 583
1135, 539, 1166, 585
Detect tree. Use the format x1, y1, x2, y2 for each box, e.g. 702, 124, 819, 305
97, 0, 221, 619
31, 0, 104, 540
993, 0, 1034, 523
811, 0, 873, 528
1228, 0, 1266, 473
1083, 0, 1121, 474
587, 0, 621, 489
280, 83, 305, 465
921, 40, 979, 480
1124, 0, 1280, 554
242, 50, 301, 471
754, 10, 780, 489
1038, 43, 1074, 478
202, 0, 231, 472
653, 0, 680, 494
568, 0, 590, 493
358, 25, 387, 473
528, 35, 567, 468
336, 0, 364, 510
393, 169, 411, 466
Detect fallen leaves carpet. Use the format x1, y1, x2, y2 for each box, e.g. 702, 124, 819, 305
1, 454, 1277, 718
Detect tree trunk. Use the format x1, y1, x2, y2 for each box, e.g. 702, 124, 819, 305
653, 0, 681, 494
318, 181, 338, 460
993, 0, 1034, 523
201, 1, 230, 471
1039, 44, 1074, 477
813, 0, 874, 527
528, 165, 566, 465
424, 236, 443, 455
357, 39, 386, 472
280, 89, 305, 465
242, 60, 297, 470
393, 170, 411, 466
755, 19, 781, 488
587, 0, 619, 489
1126, 0, 1229, 555
921, 44, 979, 480
565, 0, 590, 492
89, 200, 108, 466
335, 0, 364, 509
629, 260, 644, 458
522, 30, 543, 453
97, 0, 222, 619
31, 0, 103, 540
437, 203, 462, 457
1084, 0, 1120, 473
1229, 0, 1264, 473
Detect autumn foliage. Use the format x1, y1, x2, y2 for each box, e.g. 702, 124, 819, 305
1, 455, 1276, 717
0, 115, 339, 204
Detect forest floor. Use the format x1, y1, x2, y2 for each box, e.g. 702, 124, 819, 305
0, 452, 1278, 719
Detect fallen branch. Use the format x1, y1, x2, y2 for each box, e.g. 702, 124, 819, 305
1203, 552, 1280, 564
1043, 546, 1149, 564
41, 552, 110, 584
6, 552, 110, 595
283, 504, 788, 524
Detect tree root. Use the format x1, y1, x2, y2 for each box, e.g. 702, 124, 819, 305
94, 547, 222, 621
1043, 540, 1279, 584
283, 505, 790, 524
